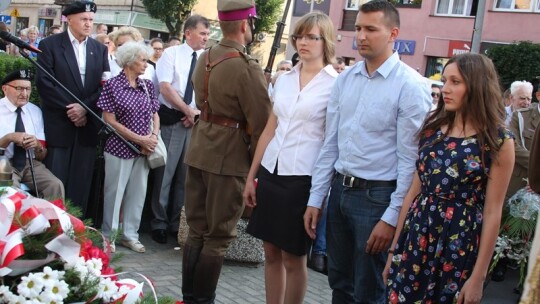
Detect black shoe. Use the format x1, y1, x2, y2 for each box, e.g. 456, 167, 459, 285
491, 263, 507, 282
309, 253, 327, 274
152, 229, 167, 244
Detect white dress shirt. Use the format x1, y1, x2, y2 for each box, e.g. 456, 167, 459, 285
156, 43, 203, 110
67, 28, 87, 85
307, 52, 432, 226
261, 64, 338, 175
0, 97, 45, 158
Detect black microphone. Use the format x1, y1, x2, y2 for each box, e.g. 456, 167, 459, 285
0, 31, 42, 53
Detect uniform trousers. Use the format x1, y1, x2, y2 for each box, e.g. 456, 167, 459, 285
151, 121, 191, 232
184, 166, 245, 256
45, 136, 96, 215
102, 152, 149, 242
12, 159, 64, 200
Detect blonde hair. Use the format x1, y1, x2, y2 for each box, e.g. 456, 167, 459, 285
109, 26, 143, 45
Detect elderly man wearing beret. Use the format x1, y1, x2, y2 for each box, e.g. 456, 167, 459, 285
36, 0, 109, 216
0, 69, 64, 199
181, 0, 271, 303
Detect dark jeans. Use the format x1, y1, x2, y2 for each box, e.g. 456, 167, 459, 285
327, 176, 394, 304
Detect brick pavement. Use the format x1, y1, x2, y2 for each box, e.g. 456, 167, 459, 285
115, 232, 520, 303
114, 232, 332, 303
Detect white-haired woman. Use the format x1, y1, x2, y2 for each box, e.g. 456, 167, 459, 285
25, 26, 40, 59
97, 41, 160, 253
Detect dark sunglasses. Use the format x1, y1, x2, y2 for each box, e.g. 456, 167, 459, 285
431, 92, 440, 97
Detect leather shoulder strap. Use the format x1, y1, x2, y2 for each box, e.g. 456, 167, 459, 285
202, 47, 242, 117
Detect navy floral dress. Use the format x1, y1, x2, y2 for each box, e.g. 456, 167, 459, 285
387, 128, 513, 303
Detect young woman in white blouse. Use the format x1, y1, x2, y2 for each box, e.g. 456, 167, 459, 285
243, 12, 338, 304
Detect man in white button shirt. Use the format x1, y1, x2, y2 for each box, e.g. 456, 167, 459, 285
36, 0, 109, 216
150, 15, 210, 244
303, 1, 431, 302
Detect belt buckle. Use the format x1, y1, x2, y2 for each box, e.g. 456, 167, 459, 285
342, 175, 355, 188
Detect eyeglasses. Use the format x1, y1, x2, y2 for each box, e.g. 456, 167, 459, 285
153, 48, 163, 51
518, 96, 532, 101
292, 34, 323, 42
6, 84, 31, 93
431, 92, 440, 97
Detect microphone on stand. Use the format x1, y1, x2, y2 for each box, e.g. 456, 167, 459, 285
0, 31, 42, 54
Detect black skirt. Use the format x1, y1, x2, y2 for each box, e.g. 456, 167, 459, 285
246, 165, 312, 256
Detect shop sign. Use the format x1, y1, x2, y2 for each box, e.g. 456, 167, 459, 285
394, 40, 415, 55
38, 8, 57, 18
447, 40, 471, 57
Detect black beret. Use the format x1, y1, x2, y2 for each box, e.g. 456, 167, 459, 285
1, 69, 33, 85
62, 1, 97, 16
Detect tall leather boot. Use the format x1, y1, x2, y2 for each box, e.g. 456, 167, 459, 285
182, 244, 203, 304
192, 254, 225, 304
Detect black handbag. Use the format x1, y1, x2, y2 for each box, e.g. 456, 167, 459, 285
158, 104, 184, 125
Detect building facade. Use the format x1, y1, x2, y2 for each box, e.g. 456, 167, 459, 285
286, 0, 540, 81
1, 0, 290, 71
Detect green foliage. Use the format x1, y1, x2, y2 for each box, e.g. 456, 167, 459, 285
486, 41, 540, 91
254, 0, 284, 34
0, 53, 40, 104
142, 0, 198, 38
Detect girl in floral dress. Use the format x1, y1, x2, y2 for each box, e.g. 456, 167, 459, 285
383, 53, 515, 303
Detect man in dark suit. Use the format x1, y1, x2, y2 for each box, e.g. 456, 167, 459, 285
36, 0, 109, 215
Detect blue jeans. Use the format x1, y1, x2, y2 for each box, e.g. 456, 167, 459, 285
327, 176, 394, 304
313, 194, 328, 255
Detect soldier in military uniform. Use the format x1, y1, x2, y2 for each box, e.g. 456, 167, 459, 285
506, 100, 540, 199
182, 0, 271, 303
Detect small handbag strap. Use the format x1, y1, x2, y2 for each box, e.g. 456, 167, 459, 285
141, 80, 154, 134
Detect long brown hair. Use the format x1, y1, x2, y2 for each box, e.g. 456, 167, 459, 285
420, 53, 506, 159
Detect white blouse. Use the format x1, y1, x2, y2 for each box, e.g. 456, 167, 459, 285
261, 64, 338, 176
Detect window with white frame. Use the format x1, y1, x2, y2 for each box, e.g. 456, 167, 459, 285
494, 0, 540, 11
436, 0, 477, 16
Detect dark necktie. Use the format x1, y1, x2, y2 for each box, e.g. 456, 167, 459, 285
13, 107, 26, 171
183, 51, 197, 104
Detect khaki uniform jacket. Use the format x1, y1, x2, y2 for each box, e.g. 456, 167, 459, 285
185, 39, 270, 176
507, 104, 540, 198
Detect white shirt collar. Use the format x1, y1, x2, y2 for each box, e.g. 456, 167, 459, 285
67, 27, 88, 44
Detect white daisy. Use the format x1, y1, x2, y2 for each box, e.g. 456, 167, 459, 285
17, 272, 45, 299
42, 279, 70, 302
42, 266, 65, 283
0, 285, 13, 302
96, 277, 120, 301
85, 258, 104, 276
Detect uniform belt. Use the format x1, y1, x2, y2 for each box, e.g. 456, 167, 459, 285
200, 112, 247, 130
338, 173, 397, 189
